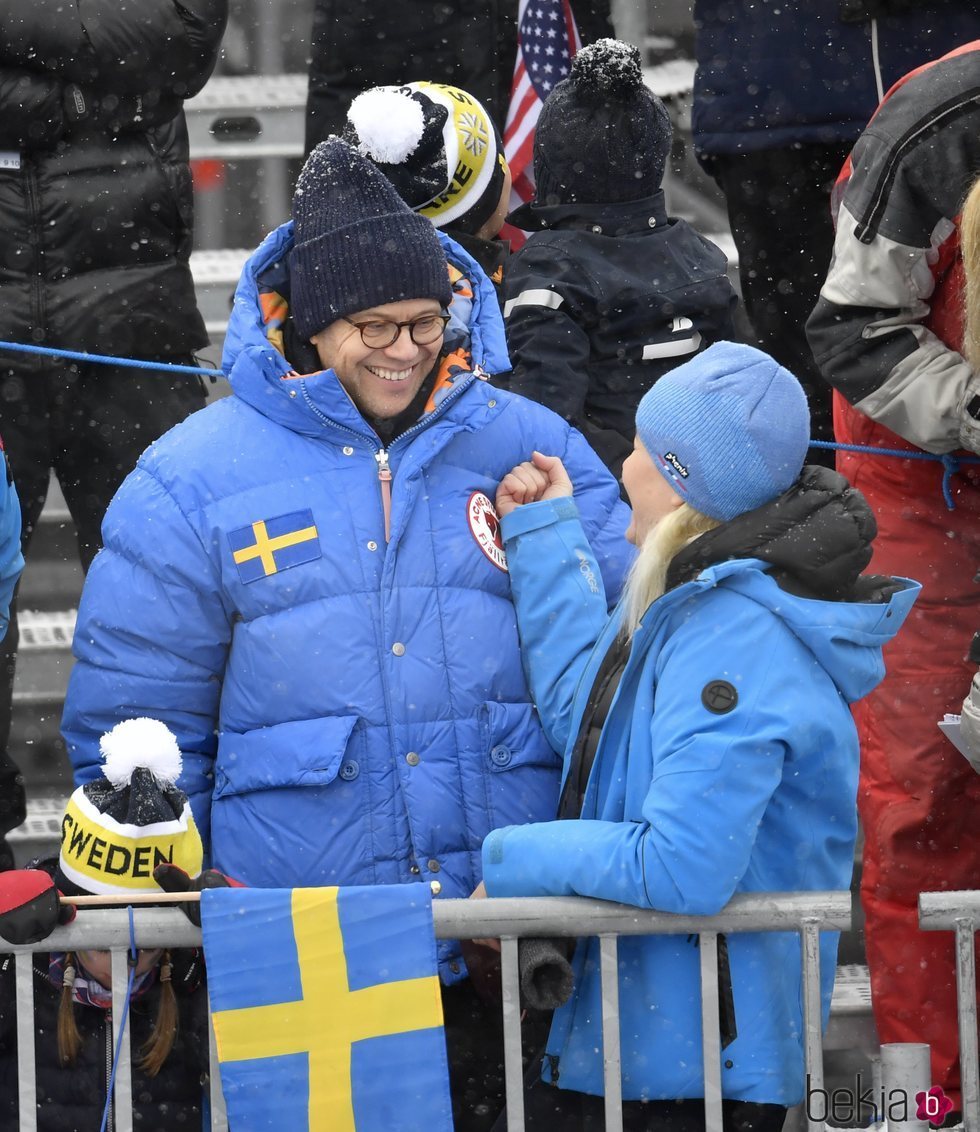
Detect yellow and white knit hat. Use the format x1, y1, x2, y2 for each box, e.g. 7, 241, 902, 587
56, 719, 203, 897
343, 81, 509, 234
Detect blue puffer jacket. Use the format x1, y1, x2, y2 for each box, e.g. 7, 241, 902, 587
0, 454, 20, 645
692, 0, 980, 157
483, 485, 919, 1102
61, 224, 632, 975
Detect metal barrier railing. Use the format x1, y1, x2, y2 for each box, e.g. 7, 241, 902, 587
919, 889, 980, 1132
4, 890, 852, 1132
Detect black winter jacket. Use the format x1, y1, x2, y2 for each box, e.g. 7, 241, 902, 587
0, 949, 209, 1132
0, 0, 227, 363
304, 0, 613, 152
502, 192, 737, 477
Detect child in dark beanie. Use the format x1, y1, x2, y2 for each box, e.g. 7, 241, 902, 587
504, 38, 737, 481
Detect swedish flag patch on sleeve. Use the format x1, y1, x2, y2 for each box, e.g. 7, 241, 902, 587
228, 509, 321, 583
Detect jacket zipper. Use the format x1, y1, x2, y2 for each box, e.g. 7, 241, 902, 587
23, 158, 46, 345
296, 369, 480, 546
375, 448, 392, 543
854, 89, 980, 243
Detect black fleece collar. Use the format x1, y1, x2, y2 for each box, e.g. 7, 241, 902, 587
665, 465, 900, 603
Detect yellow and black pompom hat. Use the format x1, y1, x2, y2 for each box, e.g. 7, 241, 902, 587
56, 719, 203, 898
343, 81, 509, 236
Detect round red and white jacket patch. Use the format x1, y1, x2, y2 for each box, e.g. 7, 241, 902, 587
467, 491, 507, 572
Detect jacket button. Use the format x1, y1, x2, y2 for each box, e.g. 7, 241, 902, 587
487, 399, 496, 408
342, 446, 354, 455
591, 224, 602, 234
406, 751, 420, 766
367, 540, 378, 551
427, 859, 441, 873
339, 760, 359, 781
410, 863, 420, 874
449, 961, 460, 974
725, 1059, 733, 1069
648, 216, 657, 228
392, 642, 405, 656
490, 745, 512, 766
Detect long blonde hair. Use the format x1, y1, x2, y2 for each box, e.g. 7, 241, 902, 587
961, 174, 980, 369
620, 503, 721, 638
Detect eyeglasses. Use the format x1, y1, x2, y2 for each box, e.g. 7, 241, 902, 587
342, 313, 450, 349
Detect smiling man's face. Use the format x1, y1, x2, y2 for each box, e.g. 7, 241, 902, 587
310, 298, 445, 420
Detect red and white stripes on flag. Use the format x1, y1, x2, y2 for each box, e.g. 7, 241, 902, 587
504, 0, 582, 216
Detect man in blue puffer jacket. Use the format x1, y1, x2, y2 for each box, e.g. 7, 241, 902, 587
60, 138, 631, 1130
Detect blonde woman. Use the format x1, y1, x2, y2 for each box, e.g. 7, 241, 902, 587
482, 341, 919, 1131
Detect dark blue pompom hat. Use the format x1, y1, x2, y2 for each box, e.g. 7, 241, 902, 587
290, 137, 453, 340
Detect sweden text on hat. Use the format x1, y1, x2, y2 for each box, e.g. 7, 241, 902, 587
56, 718, 203, 898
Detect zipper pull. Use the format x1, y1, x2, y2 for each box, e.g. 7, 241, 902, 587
375, 448, 392, 544
547, 1054, 561, 1084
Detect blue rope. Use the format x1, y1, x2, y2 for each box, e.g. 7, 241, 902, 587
810, 438, 980, 511
99, 906, 140, 1132
0, 339, 221, 378
3, 337, 977, 508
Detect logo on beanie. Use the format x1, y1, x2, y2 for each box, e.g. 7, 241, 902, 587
459, 110, 489, 158
663, 452, 689, 479
467, 492, 507, 572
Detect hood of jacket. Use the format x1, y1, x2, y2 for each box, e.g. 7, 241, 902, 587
659, 466, 918, 704
219, 221, 511, 441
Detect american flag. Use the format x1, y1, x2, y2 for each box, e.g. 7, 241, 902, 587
504, 0, 582, 215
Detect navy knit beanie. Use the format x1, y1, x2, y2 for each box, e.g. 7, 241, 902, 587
634, 342, 810, 521
533, 39, 672, 206
290, 138, 453, 340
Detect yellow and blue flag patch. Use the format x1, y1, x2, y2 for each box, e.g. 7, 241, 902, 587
201, 885, 453, 1132
228, 510, 321, 583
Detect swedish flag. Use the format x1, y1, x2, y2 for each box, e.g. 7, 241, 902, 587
201, 886, 453, 1132
228, 509, 321, 583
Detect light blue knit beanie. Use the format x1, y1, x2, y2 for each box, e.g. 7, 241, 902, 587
634, 341, 810, 521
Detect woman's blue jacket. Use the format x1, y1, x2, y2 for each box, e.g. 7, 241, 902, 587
483, 496, 919, 1102
61, 224, 632, 976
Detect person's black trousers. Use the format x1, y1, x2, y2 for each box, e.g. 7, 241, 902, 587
707, 142, 851, 461
0, 354, 207, 868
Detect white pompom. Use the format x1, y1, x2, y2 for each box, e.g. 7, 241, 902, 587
99, 718, 183, 789
348, 88, 426, 164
